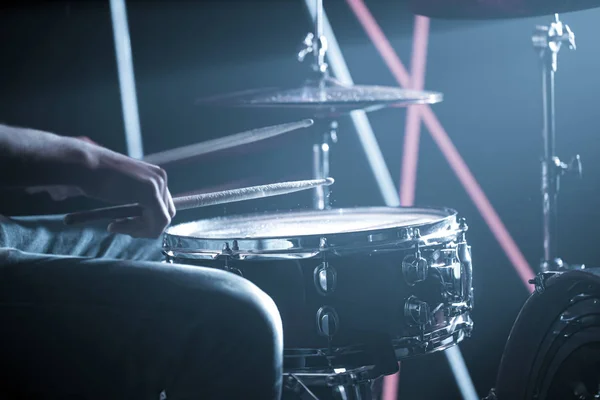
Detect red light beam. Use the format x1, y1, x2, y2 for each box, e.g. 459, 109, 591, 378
345, 0, 535, 292
400, 16, 430, 207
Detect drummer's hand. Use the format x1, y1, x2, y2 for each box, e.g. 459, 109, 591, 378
76, 140, 176, 239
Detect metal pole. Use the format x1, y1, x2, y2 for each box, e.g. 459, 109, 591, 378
303, 0, 400, 207
532, 14, 578, 272
110, 0, 144, 159
313, 121, 337, 210
541, 60, 558, 267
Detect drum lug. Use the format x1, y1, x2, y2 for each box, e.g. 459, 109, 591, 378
404, 295, 431, 327
215, 242, 243, 277
457, 242, 474, 310
217, 241, 240, 258
314, 261, 337, 296
402, 229, 429, 286
458, 217, 469, 241
316, 306, 340, 338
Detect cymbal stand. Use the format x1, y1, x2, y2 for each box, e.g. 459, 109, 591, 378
531, 14, 582, 273
312, 121, 338, 210
298, 0, 337, 210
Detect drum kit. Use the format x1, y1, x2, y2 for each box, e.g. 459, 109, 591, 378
72, 0, 600, 398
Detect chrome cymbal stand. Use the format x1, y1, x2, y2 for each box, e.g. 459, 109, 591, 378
298, 0, 337, 210
532, 14, 582, 273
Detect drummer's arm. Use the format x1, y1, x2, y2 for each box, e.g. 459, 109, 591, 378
0, 123, 96, 188
0, 123, 175, 238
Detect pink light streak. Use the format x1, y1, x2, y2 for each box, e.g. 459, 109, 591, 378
400, 16, 430, 207
345, 0, 535, 293
381, 361, 401, 400
380, 16, 432, 400
420, 106, 535, 290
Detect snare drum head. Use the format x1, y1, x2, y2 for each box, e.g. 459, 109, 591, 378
164, 207, 458, 260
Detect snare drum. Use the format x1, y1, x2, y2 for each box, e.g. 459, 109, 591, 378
163, 207, 474, 388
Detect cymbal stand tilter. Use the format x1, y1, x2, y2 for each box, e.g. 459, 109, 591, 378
298, 0, 336, 210
531, 14, 583, 278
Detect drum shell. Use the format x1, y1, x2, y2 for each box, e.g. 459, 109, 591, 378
163, 207, 473, 372
168, 245, 459, 354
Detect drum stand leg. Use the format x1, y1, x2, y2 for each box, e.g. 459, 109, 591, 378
284, 372, 375, 400
532, 14, 582, 272
313, 120, 338, 210
333, 382, 373, 400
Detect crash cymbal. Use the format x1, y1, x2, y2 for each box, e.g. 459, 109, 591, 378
199, 77, 442, 114
408, 0, 600, 20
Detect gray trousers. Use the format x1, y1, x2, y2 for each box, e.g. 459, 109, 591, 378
0, 215, 283, 400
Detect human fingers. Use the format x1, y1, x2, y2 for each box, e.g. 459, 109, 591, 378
134, 169, 172, 237
108, 217, 152, 238
151, 165, 176, 219
165, 186, 176, 219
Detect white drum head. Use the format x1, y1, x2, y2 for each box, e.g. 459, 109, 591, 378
164, 207, 459, 260
168, 207, 450, 239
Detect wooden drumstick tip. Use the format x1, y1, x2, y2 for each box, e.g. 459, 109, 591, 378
324, 177, 334, 185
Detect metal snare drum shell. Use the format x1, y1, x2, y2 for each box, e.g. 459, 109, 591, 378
162, 206, 474, 368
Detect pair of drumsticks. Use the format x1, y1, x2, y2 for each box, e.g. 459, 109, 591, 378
64, 119, 334, 225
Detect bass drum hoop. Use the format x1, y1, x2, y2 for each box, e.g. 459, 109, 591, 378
163, 206, 459, 261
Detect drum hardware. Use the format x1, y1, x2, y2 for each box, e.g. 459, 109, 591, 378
314, 261, 338, 296
435, 249, 466, 303
528, 271, 561, 294
532, 14, 583, 273
314, 237, 338, 296
457, 218, 474, 310
316, 306, 340, 338
312, 121, 338, 209
457, 243, 474, 309
298, 0, 329, 78
284, 366, 376, 400
404, 295, 432, 327
303, 0, 336, 210
285, 373, 321, 399
216, 242, 244, 277
401, 253, 428, 286
401, 229, 429, 286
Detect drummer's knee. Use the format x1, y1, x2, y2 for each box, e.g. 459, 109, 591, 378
228, 274, 283, 354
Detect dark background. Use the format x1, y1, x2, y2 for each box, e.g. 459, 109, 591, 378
1, 1, 600, 398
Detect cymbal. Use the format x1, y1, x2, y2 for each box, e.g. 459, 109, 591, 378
408, 0, 600, 19
199, 77, 442, 114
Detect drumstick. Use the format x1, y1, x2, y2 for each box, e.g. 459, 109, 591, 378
63, 177, 335, 226
143, 119, 314, 166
